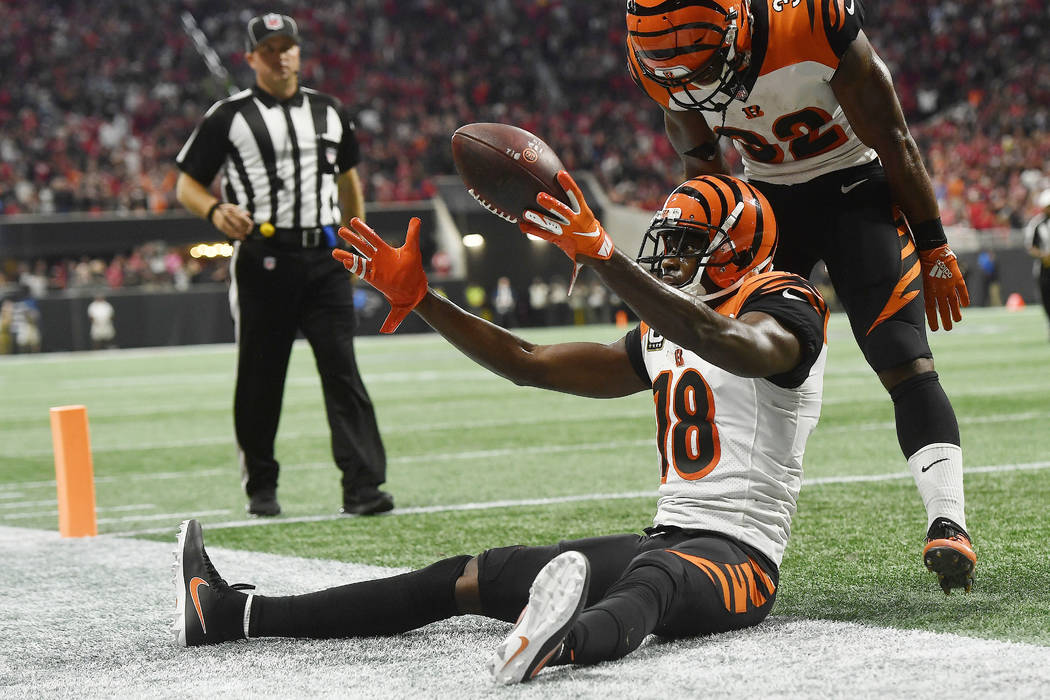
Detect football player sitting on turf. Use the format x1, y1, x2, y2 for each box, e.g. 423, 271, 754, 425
174, 172, 829, 684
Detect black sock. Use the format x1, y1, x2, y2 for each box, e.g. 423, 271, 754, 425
555, 564, 670, 666
890, 371, 960, 457
250, 555, 471, 638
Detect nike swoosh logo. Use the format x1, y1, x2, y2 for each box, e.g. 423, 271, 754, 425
840, 178, 868, 194
504, 636, 530, 667
921, 457, 949, 473
577, 224, 603, 238
190, 576, 209, 633
782, 289, 807, 302
845, 0, 855, 15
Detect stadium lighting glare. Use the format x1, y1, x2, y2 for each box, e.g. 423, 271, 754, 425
189, 243, 234, 259
462, 233, 485, 248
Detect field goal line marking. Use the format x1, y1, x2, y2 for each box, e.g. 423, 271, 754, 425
113, 459, 1050, 537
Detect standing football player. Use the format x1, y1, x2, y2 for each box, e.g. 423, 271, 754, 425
625, 0, 974, 593
174, 172, 829, 684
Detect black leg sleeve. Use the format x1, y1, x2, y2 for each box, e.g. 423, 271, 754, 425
890, 371, 961, 457
559, 563, 671, 666
250, 555, 471, 638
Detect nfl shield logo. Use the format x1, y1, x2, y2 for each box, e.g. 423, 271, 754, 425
263, 13, 284, 30
263, 256, 276, 271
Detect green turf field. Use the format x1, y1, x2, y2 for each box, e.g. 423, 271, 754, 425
1, 306, 1048, 645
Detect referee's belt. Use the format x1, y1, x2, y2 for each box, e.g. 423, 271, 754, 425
250, 225, 335, 249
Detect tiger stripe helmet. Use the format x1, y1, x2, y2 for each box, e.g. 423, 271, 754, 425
627, 0, 753, 112
637, 174, 776, 302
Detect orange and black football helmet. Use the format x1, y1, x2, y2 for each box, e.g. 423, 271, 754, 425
637, 174, 776, 302
627, 0, 753, 112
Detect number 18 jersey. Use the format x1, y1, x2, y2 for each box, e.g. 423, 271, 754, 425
625, 272, 829, 566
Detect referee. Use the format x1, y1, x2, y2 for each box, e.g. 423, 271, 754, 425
1024, 189, 1050, 340
174, 13, 392, 517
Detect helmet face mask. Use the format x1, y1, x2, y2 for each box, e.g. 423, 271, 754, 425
627, 0, 752, 112
637, 176, 776, 302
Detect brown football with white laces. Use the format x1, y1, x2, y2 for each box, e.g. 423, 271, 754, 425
451, 123, 568, 224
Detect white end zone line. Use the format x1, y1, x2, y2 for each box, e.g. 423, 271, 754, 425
112, 459, 1050, 537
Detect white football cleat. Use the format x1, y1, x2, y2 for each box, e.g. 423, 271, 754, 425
487, 550, 591, 684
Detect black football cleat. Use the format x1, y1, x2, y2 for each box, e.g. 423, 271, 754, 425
341, 487, 394, 516
173, 519, 255, 646
923, 517, 977, 595
247, 489, 281, 517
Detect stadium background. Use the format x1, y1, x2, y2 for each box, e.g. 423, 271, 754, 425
2, 2, 1050, 695
1, 0, 1048, 350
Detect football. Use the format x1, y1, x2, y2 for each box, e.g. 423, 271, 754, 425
450, 122, 567, 224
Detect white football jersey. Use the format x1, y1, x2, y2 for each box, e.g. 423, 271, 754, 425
627, 272, 829, 566
630, 0, 876, 184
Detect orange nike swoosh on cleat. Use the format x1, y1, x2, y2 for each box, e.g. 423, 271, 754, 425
503, 636, 529, 668
190, 576, 209, 633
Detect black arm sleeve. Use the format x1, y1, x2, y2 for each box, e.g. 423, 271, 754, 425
624, 326, 651, 386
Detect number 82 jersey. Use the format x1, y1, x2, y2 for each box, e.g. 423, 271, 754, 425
625, 271, 829, 567
629, 0, 875, 185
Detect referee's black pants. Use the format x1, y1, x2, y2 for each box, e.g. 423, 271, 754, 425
1038, 266, 1050, 325
230, 239, 386, 498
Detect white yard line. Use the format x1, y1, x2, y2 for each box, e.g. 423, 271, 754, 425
113, 460, 1050, 537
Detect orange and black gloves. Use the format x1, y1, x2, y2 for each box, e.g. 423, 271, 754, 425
519, 171, 614, 263
333, 217, 428, 334
912, 218, 969, 331
918, 243, 969, 331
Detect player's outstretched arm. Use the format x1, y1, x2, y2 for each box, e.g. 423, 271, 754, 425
413, 292, 648, 398
334, 218, 647, 399
832, 30, 969, 331
592, 250, 802, 378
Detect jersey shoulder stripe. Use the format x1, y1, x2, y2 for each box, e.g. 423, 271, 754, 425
716, 270, 829, 340
759, 0, 863, 76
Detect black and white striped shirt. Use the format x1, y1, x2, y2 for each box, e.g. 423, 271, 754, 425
176, 85, 360, 229
1025, 211, 1050, 275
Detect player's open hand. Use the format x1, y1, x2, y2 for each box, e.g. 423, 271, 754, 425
519, 171, 614, 262
334, 217, 428, 333
918, 244, 970, 331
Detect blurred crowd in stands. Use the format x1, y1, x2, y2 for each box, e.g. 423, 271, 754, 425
0, 243, 229, 299
0, 0, 1048, 345
2, 0, 1047, 226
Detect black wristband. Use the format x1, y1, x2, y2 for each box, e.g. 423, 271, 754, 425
912, 217, 947, 251
206, 201, 221, 225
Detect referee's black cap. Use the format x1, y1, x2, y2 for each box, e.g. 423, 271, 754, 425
246, 13, 300, 51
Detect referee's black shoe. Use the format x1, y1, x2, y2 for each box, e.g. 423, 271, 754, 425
341, 486, 394, 516
247, 489, 281, 517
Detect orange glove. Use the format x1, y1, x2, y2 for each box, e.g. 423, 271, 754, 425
519, 171, 614, 262
333, 217, 428, 333
918, 244, 969, 331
